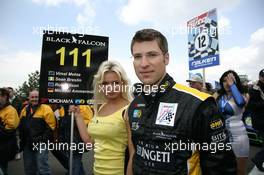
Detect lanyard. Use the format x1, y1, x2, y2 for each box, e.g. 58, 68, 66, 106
221, 95, 232, 113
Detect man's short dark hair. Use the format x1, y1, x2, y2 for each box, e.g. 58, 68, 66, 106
259, 69, 264, 77
7, 87, 13, 91
131, 29, 168, 54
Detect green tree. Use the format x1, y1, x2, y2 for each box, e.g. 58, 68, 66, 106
12, 71, 40, 113
15, 70, 40, 97
27, 70, 40, 92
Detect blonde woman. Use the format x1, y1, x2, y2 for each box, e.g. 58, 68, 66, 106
71, 60, 132, 175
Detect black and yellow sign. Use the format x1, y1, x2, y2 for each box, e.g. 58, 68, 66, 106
39, 31, 108, 105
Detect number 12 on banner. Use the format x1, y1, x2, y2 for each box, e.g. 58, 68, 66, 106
56, 47, 91, 67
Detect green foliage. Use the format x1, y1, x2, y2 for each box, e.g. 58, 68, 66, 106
28, 71, 40, 91
12, 71, 40, 112
15, 70, 40, 98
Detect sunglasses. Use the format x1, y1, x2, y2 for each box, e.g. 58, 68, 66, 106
30, 96, 39, 98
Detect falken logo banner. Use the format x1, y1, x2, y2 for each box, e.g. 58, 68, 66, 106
155, 102, 178, 126
187, 8, 220, 70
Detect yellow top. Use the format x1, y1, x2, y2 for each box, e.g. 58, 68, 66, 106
0, 105, 19, 129
88, 105, 128, 175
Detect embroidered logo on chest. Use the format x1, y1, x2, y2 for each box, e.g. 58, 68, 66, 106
155, 102, 178, 126
133, 109, 142, 118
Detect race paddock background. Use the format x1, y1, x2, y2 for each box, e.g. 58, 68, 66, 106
8, 151, 94, 175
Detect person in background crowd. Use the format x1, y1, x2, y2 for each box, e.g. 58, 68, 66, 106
72, 60, 132, 175
48, 104, 69, 170
5, 87, 21, 160
126, 28, 236, 175
49, 104, 65, 143
19, 90, 55, 175
205, 82, 214, 94
186, 73, 204, 91
59, 105, 92, 175
214, 70, 249, 175
249, 69, 264, 172
0, 88, 20, 175
6, 87, 15, 104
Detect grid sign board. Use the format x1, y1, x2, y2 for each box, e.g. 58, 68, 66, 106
39, 31, 108, 105
187, 9, 220, 70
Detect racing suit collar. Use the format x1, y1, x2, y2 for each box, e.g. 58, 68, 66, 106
142, 73, 175, 103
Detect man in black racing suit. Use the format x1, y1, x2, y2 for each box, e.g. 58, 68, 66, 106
125, 29, 236, 175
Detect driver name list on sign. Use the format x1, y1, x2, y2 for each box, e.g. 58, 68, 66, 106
54, 77, 82, 82
56, 71, 81, 77
47, 70, 85, 93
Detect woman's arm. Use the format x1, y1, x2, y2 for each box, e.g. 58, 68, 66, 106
124, 108, 135, 175
226, 73, 245, 107
230, 84, 246, 107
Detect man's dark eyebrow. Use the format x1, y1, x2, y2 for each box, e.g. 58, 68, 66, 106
132, 53, 142, 56
133, 50, 160, 55
147, 50, 159, 53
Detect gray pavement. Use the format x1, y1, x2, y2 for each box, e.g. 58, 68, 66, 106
8, 151, 94, 175
6, 145, 264, 175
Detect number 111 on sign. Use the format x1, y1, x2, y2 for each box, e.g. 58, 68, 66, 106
56, 47, 91, 67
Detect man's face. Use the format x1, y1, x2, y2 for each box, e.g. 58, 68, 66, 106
132, 40, 169, 85
7, 88, 14, 98
259, 75, 264, 84
0, 95, 7, 107
189, 81, 203, 91
29, 91, 39, 106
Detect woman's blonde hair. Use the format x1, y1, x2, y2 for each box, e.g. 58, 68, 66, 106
93, 60, 132, 115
